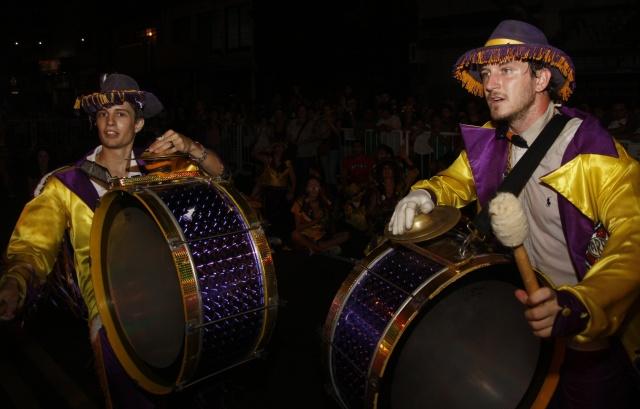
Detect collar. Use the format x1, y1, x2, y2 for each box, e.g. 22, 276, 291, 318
86, 146, 142, 178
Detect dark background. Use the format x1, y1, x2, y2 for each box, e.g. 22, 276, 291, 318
2, 0, 639, 115
1, 1, 639, 408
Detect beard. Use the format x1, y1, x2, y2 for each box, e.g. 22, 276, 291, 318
487, 88, 537, 125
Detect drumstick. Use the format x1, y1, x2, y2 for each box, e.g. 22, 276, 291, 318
488, 192, 539, 294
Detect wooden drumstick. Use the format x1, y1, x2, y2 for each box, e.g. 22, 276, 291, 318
488, 192, 539, 295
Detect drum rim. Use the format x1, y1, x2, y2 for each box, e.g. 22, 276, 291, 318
91, 187, 203, 394
91, 178, 278, 394
324, 240, 562, 409
363, 252, 509, 406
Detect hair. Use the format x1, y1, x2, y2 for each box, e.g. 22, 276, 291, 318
89, 102, 144, 124
374, 159, 402, 187
528, 61, 560, 102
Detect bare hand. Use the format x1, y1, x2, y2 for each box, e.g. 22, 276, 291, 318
514, 287, 562, 338
0, 278, 21, 321
146, 130, 194, 155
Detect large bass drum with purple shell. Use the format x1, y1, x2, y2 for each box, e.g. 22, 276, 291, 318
324, 225, 562, 409
91, 172, 277, 395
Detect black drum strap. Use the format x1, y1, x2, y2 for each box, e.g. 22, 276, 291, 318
474, 114, 571, 235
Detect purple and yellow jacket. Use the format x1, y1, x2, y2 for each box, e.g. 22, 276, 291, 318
3, 151, 199, 323
412, 107, 640, 365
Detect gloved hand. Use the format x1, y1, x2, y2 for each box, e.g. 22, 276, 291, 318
388, 189, 435, 235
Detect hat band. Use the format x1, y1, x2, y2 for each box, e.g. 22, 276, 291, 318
484, 38, 525, 46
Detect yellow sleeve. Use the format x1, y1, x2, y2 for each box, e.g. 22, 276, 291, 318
5, 178, 69, 282
549, 145, 640, 344
411, 150, 477, 208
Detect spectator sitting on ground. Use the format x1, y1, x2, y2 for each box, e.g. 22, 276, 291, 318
251, 142, 296, 245
290, 176, 349, 255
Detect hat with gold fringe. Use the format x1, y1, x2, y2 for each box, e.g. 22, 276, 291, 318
74, 73, 163, 118
452, 20, 575, 102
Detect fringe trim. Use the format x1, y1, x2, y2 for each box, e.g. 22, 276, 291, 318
452, 45, 576, 102
74, 90, 145, 112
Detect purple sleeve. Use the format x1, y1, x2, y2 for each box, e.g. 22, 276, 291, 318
551, 290, 590, 337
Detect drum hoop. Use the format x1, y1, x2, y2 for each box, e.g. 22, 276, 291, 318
92, 178, 278, 394
364, 252, 563, 409
110, 171, 202, 188
91, 187, 203, 394
324, 238, 562, 409
364, 253, 510, 406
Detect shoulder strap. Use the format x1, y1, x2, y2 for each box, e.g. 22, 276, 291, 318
474, 113, 571, 235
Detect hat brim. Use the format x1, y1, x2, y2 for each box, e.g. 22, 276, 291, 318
452, 43, 576, 102
74, 90, 164, 118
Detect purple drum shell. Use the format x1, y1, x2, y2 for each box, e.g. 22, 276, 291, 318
155, 182, 266, 374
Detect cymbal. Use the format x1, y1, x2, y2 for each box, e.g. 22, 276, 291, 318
139, 151, 189, 160
139, 152, 191, 174
385, 205, 461, 243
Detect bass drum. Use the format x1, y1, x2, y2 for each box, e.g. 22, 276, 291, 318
91, 174, 277, 395
324, 231, 562, 409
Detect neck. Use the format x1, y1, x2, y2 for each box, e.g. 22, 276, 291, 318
97, 145, 134, 178
508, 96, 552, 135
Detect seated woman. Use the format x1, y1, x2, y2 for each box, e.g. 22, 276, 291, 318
291, 177, 349, 255
252, 142, 296, 242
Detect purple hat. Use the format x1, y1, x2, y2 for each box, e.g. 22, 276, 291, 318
74, 73, 163, 118
452, 20, 576, 102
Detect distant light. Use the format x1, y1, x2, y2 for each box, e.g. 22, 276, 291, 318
145, 28, 157, 38
14, 41, 19, 46
38, 41, 43, 45
81, 37, 85, 42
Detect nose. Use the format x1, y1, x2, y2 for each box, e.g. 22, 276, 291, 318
106, 112, 116, 124
484, 72, 500, 93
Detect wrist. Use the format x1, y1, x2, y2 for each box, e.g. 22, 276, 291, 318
189, 141, 208, 163
0, 271, 27, 307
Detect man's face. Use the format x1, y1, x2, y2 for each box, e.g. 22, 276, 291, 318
480, 61, 538, 123
95, 102, 143, 150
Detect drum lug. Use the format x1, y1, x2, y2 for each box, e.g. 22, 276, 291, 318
185, 319, 199, 334
168, 239, 184, 251
368, 376, 380, 390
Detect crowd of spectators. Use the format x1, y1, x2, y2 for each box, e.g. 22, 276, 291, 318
2, 84, 640, 259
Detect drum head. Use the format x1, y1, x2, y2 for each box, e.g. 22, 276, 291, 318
384, 265, 548, 409
103, 195, 185, 374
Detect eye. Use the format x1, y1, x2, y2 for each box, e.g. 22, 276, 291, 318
480, 71, 490, 81
96, 111, 107, 118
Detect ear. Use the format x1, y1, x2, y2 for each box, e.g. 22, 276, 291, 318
534, 67, 552, 93
134, 118, 145, 134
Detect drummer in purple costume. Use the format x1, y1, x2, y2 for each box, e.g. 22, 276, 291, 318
0, 73, 224, 408
388, 20, 640, 408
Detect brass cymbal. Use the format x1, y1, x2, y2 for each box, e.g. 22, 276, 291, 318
385, 205, 461, 243
139, 151, 191, 174
139, 151, 189, 160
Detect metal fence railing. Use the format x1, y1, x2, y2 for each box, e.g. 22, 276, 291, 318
3, 118, 461, 182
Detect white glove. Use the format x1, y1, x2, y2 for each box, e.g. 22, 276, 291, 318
388, 189, 435, 235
